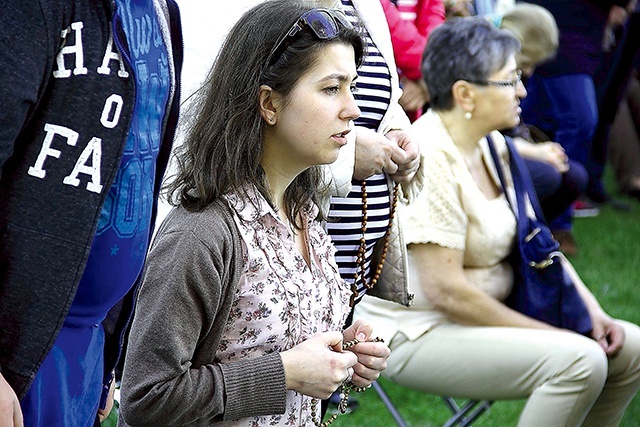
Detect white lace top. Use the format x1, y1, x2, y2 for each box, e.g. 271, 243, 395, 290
355, 110, 517, 342
217, 189, 351, 426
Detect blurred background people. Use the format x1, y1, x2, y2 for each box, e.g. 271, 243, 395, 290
608, 68, 640, 199
380, 0, 446, 121
520, 0, 634, 217
497, 2, 589, 256
588, 0, 640, 204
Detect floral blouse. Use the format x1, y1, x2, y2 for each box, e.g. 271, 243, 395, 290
217, 189, 351, 426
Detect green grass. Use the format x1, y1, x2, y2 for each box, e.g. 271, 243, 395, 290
331, 172, 640, 427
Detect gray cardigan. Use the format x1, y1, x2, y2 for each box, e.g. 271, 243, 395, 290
118, 199, 286, 426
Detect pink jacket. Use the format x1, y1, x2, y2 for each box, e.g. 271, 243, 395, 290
380, 0, 446, 81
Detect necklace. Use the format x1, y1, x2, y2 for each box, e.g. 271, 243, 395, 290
310, 337, 384, 427
349, 180, 400, 307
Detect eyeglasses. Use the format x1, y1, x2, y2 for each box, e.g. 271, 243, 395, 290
265, 8, 353, 68
467, 70, 523, 88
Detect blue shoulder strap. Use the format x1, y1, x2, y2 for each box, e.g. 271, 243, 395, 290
485, 134, 549, 227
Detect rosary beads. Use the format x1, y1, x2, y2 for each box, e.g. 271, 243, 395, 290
349, 182, 400, 307
310, 337, 384, 427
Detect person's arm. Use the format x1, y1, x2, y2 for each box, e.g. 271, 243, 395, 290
324, 126, 423, 207
0, 373, 23, 427
353, 126, 405, 180
561, 256, 626, 356
385, 129, 421, 182
513, 136, 569, 173
410, 242, 556, 329
323, 125, 404, 197
0, 2, 54, 421
119, 218, 287, 425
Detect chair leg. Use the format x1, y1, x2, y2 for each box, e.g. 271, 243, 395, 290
372, 382, 493, 427
442, 397, 493, 427
458, 401, 493, 427
372, 381, 410, 427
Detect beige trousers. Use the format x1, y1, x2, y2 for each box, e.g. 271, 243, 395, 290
384, 321, 640, 427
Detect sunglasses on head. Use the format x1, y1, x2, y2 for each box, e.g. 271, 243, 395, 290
265, 8, 353, 68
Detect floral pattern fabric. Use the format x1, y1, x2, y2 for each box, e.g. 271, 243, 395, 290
217, 190, 351, 426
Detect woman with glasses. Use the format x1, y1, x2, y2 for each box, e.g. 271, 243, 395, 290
355, 17, 640, 426
117, 1, 390, 425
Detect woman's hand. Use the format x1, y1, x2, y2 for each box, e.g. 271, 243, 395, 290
385, 130, 421, 183
399, 76, 429, 113
561, 257, 625, 356
519, 141, 569, 173
353, 127, 404, 180
280, 332, 358, 399
590, 312, 626, 357
0, 373, 23, 427
97, 378, 115, 423
342, 320, 390, 388
533, 142, 569, 173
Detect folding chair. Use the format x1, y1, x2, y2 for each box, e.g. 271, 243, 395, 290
372, 380, 494, 427
440, 396, 494, 427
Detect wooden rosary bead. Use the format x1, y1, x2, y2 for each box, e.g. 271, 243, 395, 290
310, 337, 384, 426
350, 182, 400, 302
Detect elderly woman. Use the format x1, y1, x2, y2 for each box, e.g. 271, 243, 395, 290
355, 17, 640, 426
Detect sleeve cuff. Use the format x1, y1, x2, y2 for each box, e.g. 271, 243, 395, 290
220, 352, 286, 421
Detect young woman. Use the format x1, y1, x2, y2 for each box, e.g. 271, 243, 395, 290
118, 1, 390, 425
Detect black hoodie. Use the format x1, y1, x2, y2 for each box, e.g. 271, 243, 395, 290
0, 0, 183, 398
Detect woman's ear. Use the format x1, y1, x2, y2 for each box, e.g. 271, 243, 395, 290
451, 80, 477, 116
259, 84, 278, 125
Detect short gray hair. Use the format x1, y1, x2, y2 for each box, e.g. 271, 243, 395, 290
422, 17, 521, 111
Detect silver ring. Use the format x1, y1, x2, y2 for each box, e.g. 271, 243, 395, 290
346, 368, 354, 383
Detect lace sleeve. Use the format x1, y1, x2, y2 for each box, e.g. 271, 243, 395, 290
398, 148, 467, 250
